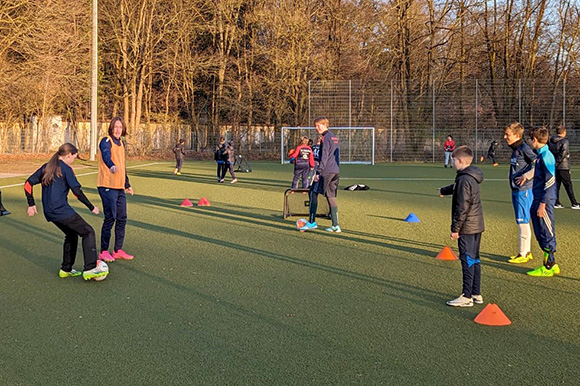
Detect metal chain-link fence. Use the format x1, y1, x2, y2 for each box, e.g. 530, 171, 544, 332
2, 79, 578, 162
308, 79, 579, 163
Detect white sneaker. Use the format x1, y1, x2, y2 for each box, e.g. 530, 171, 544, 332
554, 204, 564, 209
571, 204, 580, 210
446, 294, 474, 307
472, 294, 483, 304
231, 178, 238, 184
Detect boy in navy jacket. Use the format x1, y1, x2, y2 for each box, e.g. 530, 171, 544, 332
440, 146, 485, 307
526, 127, 560, 277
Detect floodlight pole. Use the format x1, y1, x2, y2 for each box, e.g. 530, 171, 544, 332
89, 0, 98, 161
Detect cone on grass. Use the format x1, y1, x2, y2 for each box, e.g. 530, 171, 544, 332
436, 246, 458, 261
180, 199, 193, 207
404, 213, 420, 223
198, 197, 211, 206
474, 304, 511, 326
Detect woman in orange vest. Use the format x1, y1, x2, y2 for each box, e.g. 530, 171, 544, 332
97, 116, 135, 262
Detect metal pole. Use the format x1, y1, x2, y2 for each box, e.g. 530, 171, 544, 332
390, 80, 393, 163
563, 78, 566, 127
349, 80, 352, 162
432, 81, 435, 163
518, 79, 522, 123
475, 79, 478, 161
90, 0, 98, 161
308, 80, 311, 126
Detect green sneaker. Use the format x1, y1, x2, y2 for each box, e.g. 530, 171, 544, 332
508, 252, 533, 264
59, 269, 82, 278
526, 264, 560, 277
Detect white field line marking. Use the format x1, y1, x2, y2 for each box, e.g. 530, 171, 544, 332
0, 162, 162, 189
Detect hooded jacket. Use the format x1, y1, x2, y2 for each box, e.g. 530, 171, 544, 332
548, 135, 570, 170
440, 165, 485, 235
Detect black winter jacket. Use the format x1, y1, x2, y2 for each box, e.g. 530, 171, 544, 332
440, 165, 485, 234
548, 135, 570, 170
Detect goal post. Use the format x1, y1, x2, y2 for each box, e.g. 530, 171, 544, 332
281, 127, 375, 165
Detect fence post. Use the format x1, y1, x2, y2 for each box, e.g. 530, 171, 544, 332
308, 80, 311, 126
563, 78, 566, 127
475, 79, 479, 162
432, 80, 435, 163
518, 79, 522, 123
390, 80, 393, 162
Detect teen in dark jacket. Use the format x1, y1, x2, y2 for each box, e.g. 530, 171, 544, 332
548, 126, 578, 208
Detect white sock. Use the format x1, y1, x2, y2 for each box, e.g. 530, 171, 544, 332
519, 223, 532, 256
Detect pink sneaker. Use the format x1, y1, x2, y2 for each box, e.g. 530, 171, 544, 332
112, 249, 134, 260
99, 250, 115, 262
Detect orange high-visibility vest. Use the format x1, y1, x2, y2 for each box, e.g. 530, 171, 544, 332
98, 136, 126, 189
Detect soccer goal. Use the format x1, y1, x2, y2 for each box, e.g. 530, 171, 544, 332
283, 189, 330, 219
281, 127, 375, 165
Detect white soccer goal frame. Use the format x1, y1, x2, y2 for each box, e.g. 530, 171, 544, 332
281, 127, 375, 165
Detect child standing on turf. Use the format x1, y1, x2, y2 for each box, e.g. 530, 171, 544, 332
443, 135, 455, 168
526, 127, 560, 277
0, 189, 10, 216
173, 139, 186, 175
24, 143, 108, 280
222, 140, 238, 183
503, 122, 536, 264
289, 136, 314, 189
439, 146, 484, 307
215, 137, 226, 182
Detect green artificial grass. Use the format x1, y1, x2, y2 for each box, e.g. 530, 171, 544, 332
1, 161, 579, 385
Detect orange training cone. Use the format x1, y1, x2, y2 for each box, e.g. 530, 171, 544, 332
198, 197, 211, 206
180, 198, 193, 207
474, 304, 511, 326
436, 246, 458, 260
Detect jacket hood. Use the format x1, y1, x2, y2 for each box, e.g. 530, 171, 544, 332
549, 135, 564, 144
458, 165, 484, 184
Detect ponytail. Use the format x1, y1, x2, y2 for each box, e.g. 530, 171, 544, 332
42, 143, 78, 186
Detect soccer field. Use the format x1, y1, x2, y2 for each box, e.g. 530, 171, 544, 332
1, 161, 579, 385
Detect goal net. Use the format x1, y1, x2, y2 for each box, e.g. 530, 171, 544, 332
283, 189, 330, 219
281, 127, 375, 164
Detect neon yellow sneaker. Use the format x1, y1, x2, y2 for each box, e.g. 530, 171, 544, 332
526, 264, 560, 277
59, 269, 82, 278
508, 252, 533, 264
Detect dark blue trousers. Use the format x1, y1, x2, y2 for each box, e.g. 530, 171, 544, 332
98, 187, 127, 252
292, 163, 310, 189
530, 199, 557, 266
458, 233, 482, 298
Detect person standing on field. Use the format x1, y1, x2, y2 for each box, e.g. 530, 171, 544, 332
444, 135, 455, 168
300, 117, 341, 233
97, 116, 135, 262
548, 126, 579, 209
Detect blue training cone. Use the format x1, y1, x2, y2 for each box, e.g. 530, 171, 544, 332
405, 213, 420, 223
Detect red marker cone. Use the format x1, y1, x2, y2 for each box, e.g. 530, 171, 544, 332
180, 199, 193, 207
474, 304, 511, 326
436, 246, 458, 260
198, 197, 211, 206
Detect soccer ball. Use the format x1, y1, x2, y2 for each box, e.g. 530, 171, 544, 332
93, 260, 109, 281
296, 218, 307, 230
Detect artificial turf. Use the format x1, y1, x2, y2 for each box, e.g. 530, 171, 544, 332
1, 161, 579, 385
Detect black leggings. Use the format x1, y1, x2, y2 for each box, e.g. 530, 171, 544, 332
53, 213, 98, 271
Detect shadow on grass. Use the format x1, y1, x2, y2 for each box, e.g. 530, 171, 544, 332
128, 169, 291, 193
128, 219, 452, 305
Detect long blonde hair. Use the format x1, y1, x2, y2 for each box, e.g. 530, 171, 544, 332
42, 143, 78, 186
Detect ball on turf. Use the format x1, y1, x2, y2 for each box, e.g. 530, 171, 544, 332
93, 260, 109, 281
296, 218, 307, 230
